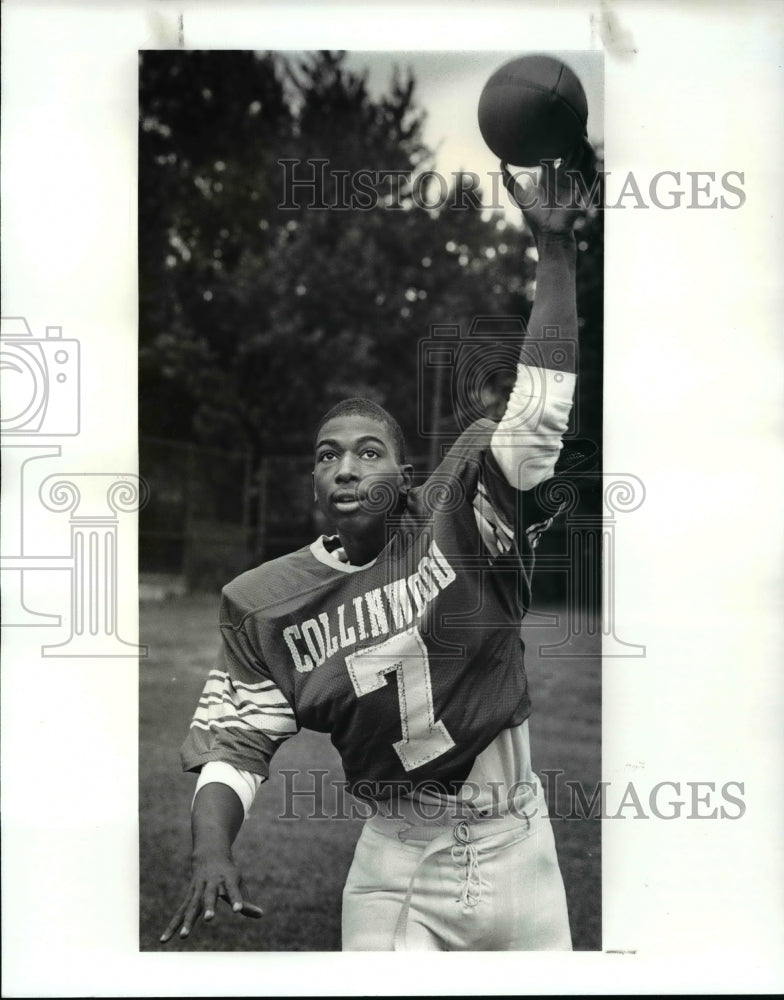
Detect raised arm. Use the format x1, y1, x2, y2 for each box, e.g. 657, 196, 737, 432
491, 143, 595, 490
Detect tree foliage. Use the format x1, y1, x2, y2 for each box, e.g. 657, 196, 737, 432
139, 50, 602, 467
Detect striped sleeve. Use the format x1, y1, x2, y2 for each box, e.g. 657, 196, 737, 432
473, 450, 566, 557
180, 596, 299, 780
472, 478, 516, 558
470, 420, 566, 558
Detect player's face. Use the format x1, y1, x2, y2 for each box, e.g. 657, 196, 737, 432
313, 415, 412, 537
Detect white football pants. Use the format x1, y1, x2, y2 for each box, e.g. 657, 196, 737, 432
341, 774, 572, 951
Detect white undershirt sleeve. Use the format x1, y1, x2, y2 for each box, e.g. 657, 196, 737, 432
192, 760, 263, 819
491, 364, 577, 491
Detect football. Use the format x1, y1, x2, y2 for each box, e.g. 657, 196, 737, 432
477, 54, 588, 166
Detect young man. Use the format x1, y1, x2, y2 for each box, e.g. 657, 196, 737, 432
161, 149, 592, 951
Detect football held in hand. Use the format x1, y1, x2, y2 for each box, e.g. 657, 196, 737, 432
477, 54, 588, 166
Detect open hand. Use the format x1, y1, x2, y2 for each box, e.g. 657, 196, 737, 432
160, 853, 263, 943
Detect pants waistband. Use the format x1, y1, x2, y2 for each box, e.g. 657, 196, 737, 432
369, 775, 544, 840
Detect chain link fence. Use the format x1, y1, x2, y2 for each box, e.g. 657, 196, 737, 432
140, 438, 325, 595
140, 437, 253, 594
140, 437, 583, 604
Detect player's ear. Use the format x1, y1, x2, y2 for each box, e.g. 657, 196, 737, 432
311, 471, 317, 503
399, 463, 414, 495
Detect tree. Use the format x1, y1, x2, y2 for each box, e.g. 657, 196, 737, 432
139, 51, 603, 567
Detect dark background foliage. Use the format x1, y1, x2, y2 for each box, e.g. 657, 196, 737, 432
138, 48, 602, 955
139, 51, 603, 571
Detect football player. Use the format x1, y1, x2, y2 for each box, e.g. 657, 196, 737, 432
161, 146, 593, 951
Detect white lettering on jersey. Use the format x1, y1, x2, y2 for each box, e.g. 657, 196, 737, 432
301, 619, 326, 667
429, 540, 457, 588
352, 596, 368, 641
345, 626, 455, 770
365, 588, 389, 638
282, 624, 313, 673
282, 540, 456, 672
337, 604, 356, 647
318, 612, 340, 658
383, 578, 414, 629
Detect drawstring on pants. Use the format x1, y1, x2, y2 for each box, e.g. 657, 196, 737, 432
391, 809, 530, 950
451, 820, 483, 907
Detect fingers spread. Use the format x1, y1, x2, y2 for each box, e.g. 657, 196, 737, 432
224, 872, 245, 912
226, 875, 264, 918
159, 868, 264, 944
179, 884, 204, 938
160, 898, 188, 944
202, 880, 219, 922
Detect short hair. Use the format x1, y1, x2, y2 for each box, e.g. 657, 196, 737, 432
315, 398, 407, 464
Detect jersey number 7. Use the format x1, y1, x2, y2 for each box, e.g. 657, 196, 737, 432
345, 626, 455, 771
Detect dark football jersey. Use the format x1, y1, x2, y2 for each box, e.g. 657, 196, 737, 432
181, 419, 557, 798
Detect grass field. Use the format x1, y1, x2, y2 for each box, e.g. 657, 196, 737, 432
140, 594, 600, 951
